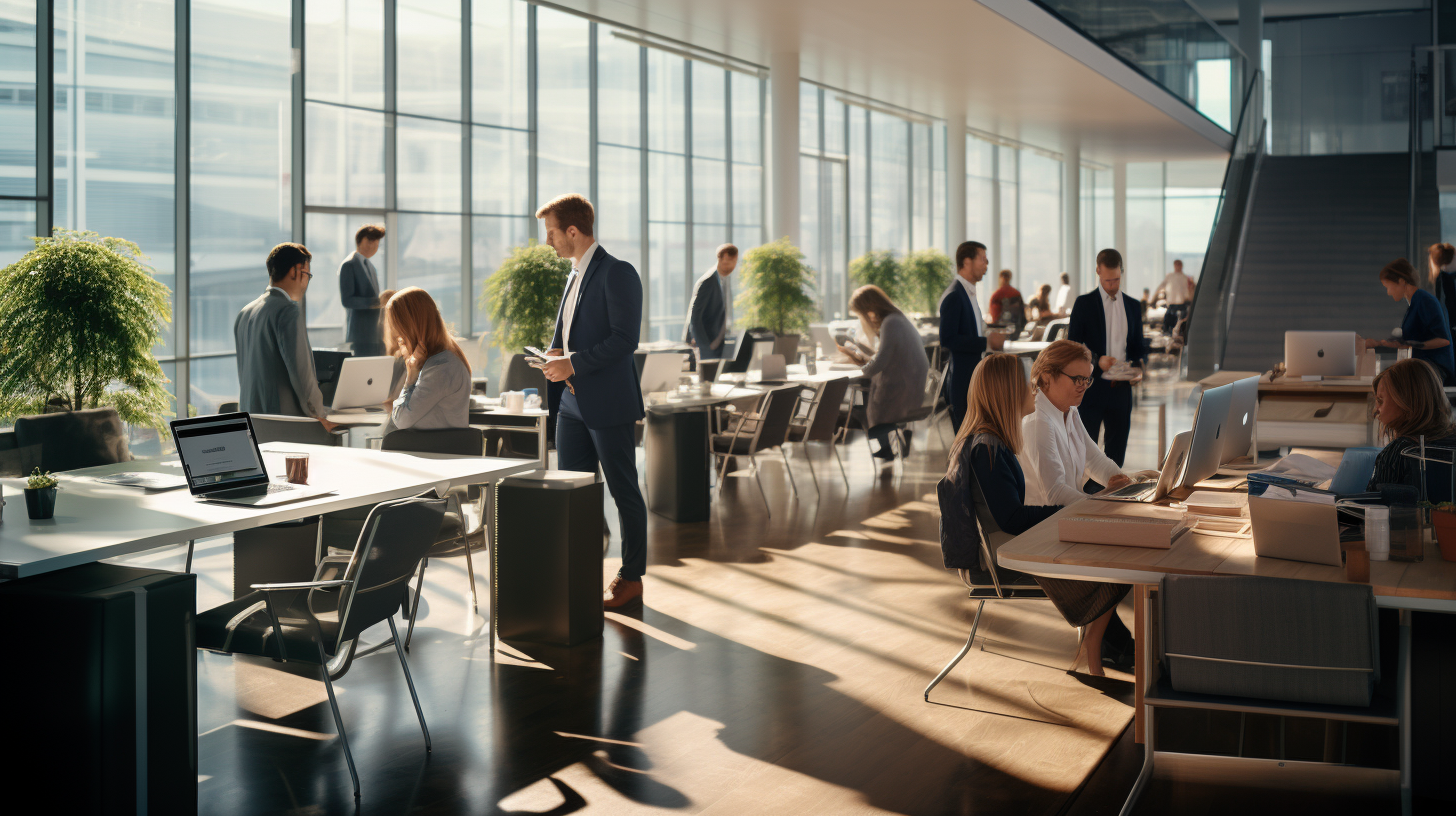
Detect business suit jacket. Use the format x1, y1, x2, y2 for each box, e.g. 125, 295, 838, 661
938, 279, 988, 410
548, 246, 645, 430
1067, 288, 1146, 377
683, 269, 727, 358
339, 251, 383, 350
234, 287, 326, 417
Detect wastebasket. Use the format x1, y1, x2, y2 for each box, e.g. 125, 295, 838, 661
494, 470, 604, 646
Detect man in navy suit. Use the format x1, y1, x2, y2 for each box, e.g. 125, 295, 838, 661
683, 243, 737, 359
338, 224, 386, 356
535, 193, 649, 608
1068, 248, 1145, 467
939, 241, 1006, 431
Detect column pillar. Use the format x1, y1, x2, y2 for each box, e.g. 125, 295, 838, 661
1238, 0, 1263, 148
1063, 137, 1081, 285
947, 110, 967, 249
769, 51, 801, 246
1112, 161, 1127, 294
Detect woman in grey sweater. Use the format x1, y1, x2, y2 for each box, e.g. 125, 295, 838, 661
837, 285, 931, 459
381, 287, 471, 436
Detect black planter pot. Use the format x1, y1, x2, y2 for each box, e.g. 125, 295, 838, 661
24, 487, 57, 520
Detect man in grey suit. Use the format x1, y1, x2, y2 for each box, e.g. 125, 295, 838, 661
234, 242, 338, 430
683, 243, 737, 359
339, 224, 386, 357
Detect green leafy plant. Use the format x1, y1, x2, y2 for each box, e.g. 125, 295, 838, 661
25, 468, 59, 490
0, 229, 173, 430
736, 238, 818, 335
482, 243, 571, 354
849, 250, 902, 302
901, 248, 954, 314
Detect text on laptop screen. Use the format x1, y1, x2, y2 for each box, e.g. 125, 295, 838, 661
175, 418, 265, 487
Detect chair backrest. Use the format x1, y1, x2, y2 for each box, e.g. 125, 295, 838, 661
218, 401, 240, 414
502, 352, 548, 394
381, 427, 484, 456
12, 408, 132, 473
922, 365, 947, 410
335, 494, 448, 644
937, 443, 1017, 586
773, 334, 800, 363
1044, 322, 1067, 343
1160, 574, 1379, 707
800, 378, 851, 442
749, 387, 800, 453
249, 414, 343, 446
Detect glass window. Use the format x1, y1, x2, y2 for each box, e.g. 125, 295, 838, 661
396, 115, 462, 212
535, 8, 590, 212
0, 199, 36, 268
849, 106, 867, 260
800, 155, 821, 287
691, 64, 726, 160
594, 145, 642, 271
305, 103, 386, 208
931, 124, 946, 250
304, 211, 388, 347
472, 0, 528, 129
189, 356, 239, 418
731, 163, 761, 248
396, 0, 461, 120
54, 0, 177, 357
191, 0, 293, 356
0, 0, 36, 197
1126, 162, 1166, 298
1018, 151, 1061, 293
396, 213, 463, 330
648, 150, 686, 341
473, 125, 529, 216
912, 123, 930, 250
305, 0, 384, 110
729, 72, 763, 250
471, 213, 532, 337
966, 135, 995, 252
730, 72, 761, 165
799, 82, 819, 151
824, 95, 846, 157
692, 158, 728, 226
646, 50, 685, 154
597, 33, 641, 148
997, 146, 1018, 275
869, 111, 908, 254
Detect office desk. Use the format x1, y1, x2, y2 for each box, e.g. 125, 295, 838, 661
1258, 374, 1377, 448
327, 402, 551, 470
1002, 340, 1051, 356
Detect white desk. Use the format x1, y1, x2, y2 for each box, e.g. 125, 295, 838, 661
0, 442, 537, 579
1002, 340, 1051, 356
328, 402, 552, 470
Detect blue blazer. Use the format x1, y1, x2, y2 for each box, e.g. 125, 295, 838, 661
548, 246, 645, 430
1067, 289, 1145, 378
338, 252, 383, 348
938, 280, 988, 408
683, 269, 727, 359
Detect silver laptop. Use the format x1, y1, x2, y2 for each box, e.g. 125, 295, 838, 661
1178, 382, 1235, 489
169, 413, 334, 506
330, 355, 396, 411
1097, 430, 1190, 504
1285, 331, 1356, 377
639, 352, 687, 395
1220, 375, 1260, 465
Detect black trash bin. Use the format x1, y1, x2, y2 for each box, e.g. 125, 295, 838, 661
494, 470, 604, 646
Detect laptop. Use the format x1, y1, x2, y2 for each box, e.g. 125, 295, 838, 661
639, 352, 688, 395
808, 324, 846, 357
1219, 375, 1260, 467
329, 355, 396, 412
1178, 382, 1235, 490
169, 413, 335, 506
1285, 331, 1357, 377
1097, 430, 1191, 504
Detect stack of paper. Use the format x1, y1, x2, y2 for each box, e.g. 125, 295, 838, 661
1059, 502, 1191, 549
1247, 453, 1337, 496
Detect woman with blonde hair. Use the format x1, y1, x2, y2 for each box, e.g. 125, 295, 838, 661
381, 286, 471, 435
1364, 258, 1455, 385
1367, 358, 1456, 492
1020, 339, 1132, 505
838, 284, 930, 459
939, 353, 1129, 675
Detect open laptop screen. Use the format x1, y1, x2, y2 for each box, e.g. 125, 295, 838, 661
173, 416, 266, 490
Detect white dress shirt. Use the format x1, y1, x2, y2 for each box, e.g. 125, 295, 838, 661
955, 275, 985, 337
1054, 283, 1071, 312
561, 240, 599, 354
1101, 288, 1128, 366
1018, 390, 1127, 506
1158, 271, 1192, 305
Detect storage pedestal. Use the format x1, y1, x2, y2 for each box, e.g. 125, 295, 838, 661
494, 471, 604, 646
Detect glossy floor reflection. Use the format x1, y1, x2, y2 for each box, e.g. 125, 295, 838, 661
113, 385, 1218, 815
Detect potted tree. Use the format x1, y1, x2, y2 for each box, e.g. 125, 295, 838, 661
0, 229, 173, 430
849, 250, 902, 303
24, 468, 60, 520
736, 238, 818, 341
481, 242, 570, 378
901, 248, 954, 316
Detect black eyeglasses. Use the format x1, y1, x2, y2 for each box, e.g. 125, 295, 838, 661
1058, 370, 1092, 389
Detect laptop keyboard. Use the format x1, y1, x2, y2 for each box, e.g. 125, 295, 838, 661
266, 482, 299, 493
1106, 480, 1155, 499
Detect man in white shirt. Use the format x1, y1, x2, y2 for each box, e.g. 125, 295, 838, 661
1053, 273, 1072, 315
1066, 248, 1145, 467
1154, 259, 1195, 334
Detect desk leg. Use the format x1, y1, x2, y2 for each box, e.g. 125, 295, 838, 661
1400, 609, 1412, 816
646, 409, 710, 522
538, 416, 548, 471
1134, 584, 1150, 745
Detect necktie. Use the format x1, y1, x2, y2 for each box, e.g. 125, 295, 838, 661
562, 271, 581, 350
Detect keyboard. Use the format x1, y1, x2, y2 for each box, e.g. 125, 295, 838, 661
1103, 480, 1156, 500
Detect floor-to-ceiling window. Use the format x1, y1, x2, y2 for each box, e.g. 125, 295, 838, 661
0, 1, 39, 269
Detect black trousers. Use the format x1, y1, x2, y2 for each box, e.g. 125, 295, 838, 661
556, 390, 648, 581
1078, 376, 1133, 467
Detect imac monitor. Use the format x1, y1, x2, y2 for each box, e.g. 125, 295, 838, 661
1285, 331, 1356, 377
1178, 382, 1235, 489
1220, 375, 1260, 465
331, 356, 397, 410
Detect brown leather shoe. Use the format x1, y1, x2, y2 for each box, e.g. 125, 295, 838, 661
603, 577, 644, 608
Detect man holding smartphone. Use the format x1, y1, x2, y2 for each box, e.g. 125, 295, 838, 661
533, 193, 649, 608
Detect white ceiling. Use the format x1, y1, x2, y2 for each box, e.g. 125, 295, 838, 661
557, 0, 1236, 164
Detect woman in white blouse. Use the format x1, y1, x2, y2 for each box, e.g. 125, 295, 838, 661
1019, 339, 1132, 505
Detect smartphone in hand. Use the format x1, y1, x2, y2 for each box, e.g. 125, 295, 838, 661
524, 346, 550, 366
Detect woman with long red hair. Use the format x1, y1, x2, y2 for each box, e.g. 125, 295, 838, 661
381, 287, 471, 434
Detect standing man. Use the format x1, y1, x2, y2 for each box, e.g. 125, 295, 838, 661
534, 193, 649, 609
1154, 259, 1195, 335
235, 242, 337, 430
1054, 273, 1072, 315
683, 243, 738, 359
1068, 248, 1145, 467
939, 241, 1005, 431
340, 224, 386, 357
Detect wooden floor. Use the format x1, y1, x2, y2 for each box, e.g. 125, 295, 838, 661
114, 384, 1225, 816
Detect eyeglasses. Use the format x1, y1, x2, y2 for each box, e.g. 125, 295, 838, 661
1057, 370, 1093, 389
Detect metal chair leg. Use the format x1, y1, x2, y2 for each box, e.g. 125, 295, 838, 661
462, 530, 479, 613
184, 539, 195, 574
831, 442, 849, 486
1117, 705, 1155, 816
405, 557, 428, 651
779, 448, 798, 498
924, 600, 985, 702
386, 616, 432, 753
316, 641, 361, 799
752, 456, 772, 515
801, 442, 820, 495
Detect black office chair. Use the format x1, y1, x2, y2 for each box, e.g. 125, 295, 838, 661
12, 407, 132, 473
381, 427, 488, 648
711, 387, 801, 512
786, 377, 852, 492
217, 401, 240, 414
195, 493, 447, 800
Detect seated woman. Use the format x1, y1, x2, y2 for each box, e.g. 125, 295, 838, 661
1019, 339, 1133, 505
837, 285, 930, 459
1367, 358, 1456, 492
941, 353, 1130, 676
381, 287, 471, 436
1027, 284, 1055, 325
1364, 258, 1456, 385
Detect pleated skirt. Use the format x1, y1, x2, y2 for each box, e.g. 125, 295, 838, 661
1033, 577, 1130, 628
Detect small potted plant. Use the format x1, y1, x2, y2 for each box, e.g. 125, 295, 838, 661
24, 468, 60, 520
1428, 501, 1456, 561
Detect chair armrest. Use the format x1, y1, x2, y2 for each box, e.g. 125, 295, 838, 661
251, 579, 351, 591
